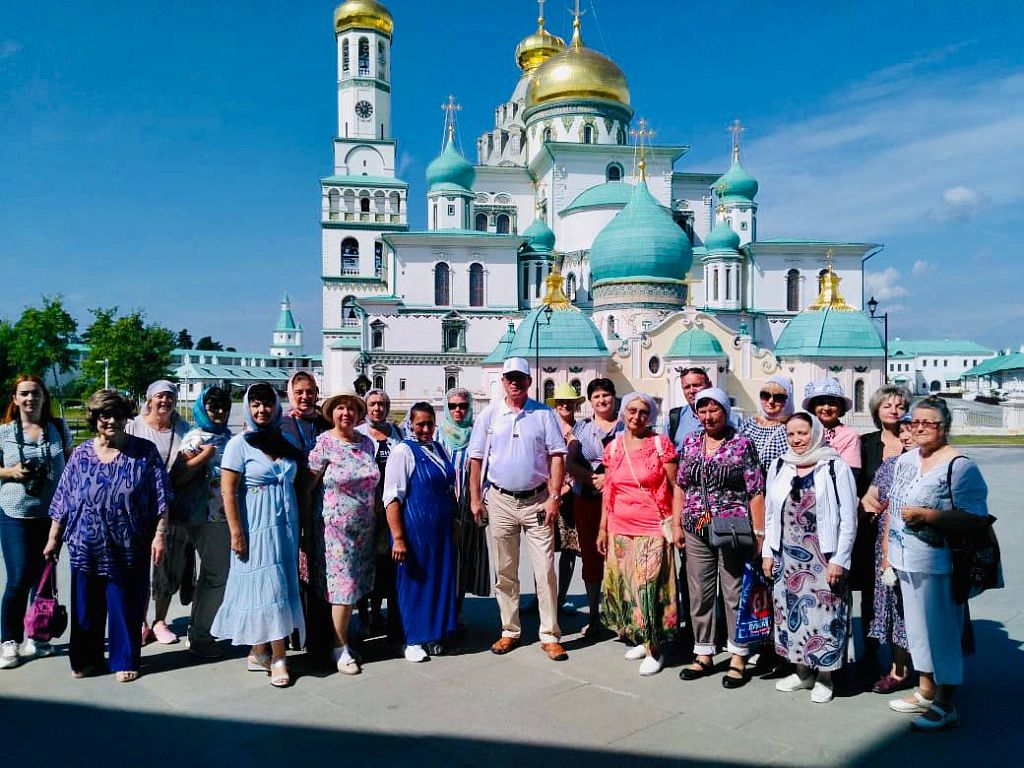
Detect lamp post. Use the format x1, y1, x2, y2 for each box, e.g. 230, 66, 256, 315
867, 296, 889, 384
346, 302, 371, 394
98, 359, 110, 390
531, 304, 554, 400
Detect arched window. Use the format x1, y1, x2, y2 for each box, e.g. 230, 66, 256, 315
377, 41, 387, 79
434, 262, 450, 306
474, 212, 488, 232
389, 192, 400, 213
328, 189, 340, 217
854, 379, 865, 412
371, 328, 384, 350
570, 378, 581, 396
522, 267, 529, 300
606, 163, 622, 182
725, 267, 732, 300
341, 40, 350, 74
565, 272, 577, 301
583, 124, 594, 144
616, 127, 626, 145
534, 263, 543, 298
342, 295, 357, 326
930, 380, 942, 393
542, 127, 552, 143
358, 37, 369, 75
469, 263, 485, 307
786, 269, 800, 311
373, 374, 385, 390
360, 196, 370, 213
496, 214, 510, 234
374, 241, 384, 277
543, 380, 555, 401
446, 374, 458, 391
713, 269, 720, 301
341, 238, 359, 274
607, 315, 616, 337
445, 327, 460, 350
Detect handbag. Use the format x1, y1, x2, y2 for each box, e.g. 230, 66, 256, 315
24, 559, 68, 642
735, 560, 772, 644
555, 492, 581, 553
698, 455, 753, 549
945, 457, 1003, 604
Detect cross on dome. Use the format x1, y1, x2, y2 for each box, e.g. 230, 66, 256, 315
630, 117, 655, 179
729, 118, 745, 161
441, 94, 462, 144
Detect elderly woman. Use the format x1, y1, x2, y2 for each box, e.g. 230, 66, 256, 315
863, 415, 916, 693
173, 386, 233, 659
382, 402, 458, 662
885, 397, 989, 731
763, 412, 858, 704
738, 376, 793, 469
673, 388, 765, 688
126, 379, 191, 646
307, 392, 380, 675
212, 384, 305, 687
802, 378, 861, 474
854, 384, 912, 686
0, 375, 72, 669
355, 388, 405, 639
437, 387, 488, 618
597, 392, 678, 676
43, 390, 171, 682
568, 378, 624, 632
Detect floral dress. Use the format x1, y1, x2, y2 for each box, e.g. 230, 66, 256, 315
308, 432, 380, 605
771, 474, 850, 671
867, 457, 908, 649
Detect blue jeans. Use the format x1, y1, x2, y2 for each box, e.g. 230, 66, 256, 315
0, 510, 50, 643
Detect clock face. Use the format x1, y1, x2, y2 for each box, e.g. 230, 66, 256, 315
355, 100, 374, 120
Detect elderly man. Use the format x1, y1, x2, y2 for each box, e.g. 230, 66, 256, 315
668, 367, 714, 452
469, 358, 568, 661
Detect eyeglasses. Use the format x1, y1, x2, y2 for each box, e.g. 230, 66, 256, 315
909, 420, 942, 429
447, 402, 468, 411
96, 410, 126, 421
759, 392, 789, 404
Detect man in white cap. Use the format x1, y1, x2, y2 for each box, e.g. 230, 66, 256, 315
468, 358, 569, 660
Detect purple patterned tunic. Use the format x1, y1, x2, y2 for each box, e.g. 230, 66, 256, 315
676, 428, 765, 534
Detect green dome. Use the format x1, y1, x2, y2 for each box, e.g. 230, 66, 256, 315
504, 306, 609, 360
522, 216, 555, 254
481, 322, 518, 364
426, 138, 475, 192
560, 181, 634, 214
665, 328, 726, 358
774, 307, 884, 358
588, 179, 692, 286
713, 155, 758, 203
704, 219, 741, 253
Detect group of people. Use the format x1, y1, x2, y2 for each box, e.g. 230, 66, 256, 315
0, 361, 992, 730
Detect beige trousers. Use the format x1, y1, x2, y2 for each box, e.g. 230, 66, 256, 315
486, 487, 561, 644
684, 530, 750, 657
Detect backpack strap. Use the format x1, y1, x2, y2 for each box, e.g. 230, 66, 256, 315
946, 455, 965, 510
653, 434, 664, 458
828, 460, 841, 507
668, 407, 682, 445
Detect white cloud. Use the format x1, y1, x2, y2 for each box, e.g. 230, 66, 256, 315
0, 40, 21, 61
911, 259, 936, 278
935, 185, 989, 222
864, 267, 909, 303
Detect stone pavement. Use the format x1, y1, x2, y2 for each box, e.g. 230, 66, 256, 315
1, 447, 1021, 767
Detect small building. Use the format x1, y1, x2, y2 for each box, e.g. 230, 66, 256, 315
887, 338, 996, 395
961, 349, 1024, 401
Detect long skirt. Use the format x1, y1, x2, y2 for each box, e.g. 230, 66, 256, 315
867, 510, 908, 649
600, 533, 678, 647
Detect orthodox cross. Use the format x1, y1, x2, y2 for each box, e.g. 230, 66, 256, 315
728, 118, 745, 160
682, 270, 702, 307
441, 94, 462, 144
630, 117, 654, 178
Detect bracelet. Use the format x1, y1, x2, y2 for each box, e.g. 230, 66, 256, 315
753, 529, 765, 536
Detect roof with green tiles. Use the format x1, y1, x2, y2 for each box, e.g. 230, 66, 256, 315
665, 328, 726, 358
481, 322, 518, 365
962, 353, 1024, 378
321, 175, 408, 188
560, 181, 634, 214
504, 305, 610, 359
888, 339, 995, 358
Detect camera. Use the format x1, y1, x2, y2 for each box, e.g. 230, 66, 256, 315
21, 458, 48, 498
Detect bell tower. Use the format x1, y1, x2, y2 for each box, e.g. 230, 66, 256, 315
335, 0, 393, 141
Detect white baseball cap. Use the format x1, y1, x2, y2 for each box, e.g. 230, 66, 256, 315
502, 357, 531, 377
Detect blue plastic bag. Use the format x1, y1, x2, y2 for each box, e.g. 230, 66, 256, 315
736, 560, 772, 645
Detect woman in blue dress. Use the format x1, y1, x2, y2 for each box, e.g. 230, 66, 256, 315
382, 402, 457, 662
212, 384, 305, 688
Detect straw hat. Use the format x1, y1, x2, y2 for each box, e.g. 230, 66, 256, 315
321, 391, 367, 422
545, 382, 584, 408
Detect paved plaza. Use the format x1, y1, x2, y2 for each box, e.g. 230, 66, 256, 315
1, 447, 1020, 767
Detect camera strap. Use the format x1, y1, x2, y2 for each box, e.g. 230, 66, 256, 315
14, 418, 52, 472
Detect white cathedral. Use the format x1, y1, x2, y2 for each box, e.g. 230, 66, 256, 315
320, 0, 887, 422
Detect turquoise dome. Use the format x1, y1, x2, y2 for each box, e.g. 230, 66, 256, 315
560, 181, 634, 214
665, 328, 726, 358
522, 216, 555, 254
774, 307, 884, 358
588, 179, 692, 286
426, 138, 475, 192
481, 322, 517, 364
704, 219, 741, 253
504, 305, 609, 360
713, 155, 758, 203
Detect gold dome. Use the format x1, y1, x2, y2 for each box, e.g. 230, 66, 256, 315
515, 16, 565, 72
334, 0, 394, 37
526, 17, 629, 109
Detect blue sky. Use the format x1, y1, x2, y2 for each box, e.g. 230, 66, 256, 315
2, 1, 1022, 353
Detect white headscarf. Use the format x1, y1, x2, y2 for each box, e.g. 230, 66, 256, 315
759, 375, 794, 421
618, 391, 659, 426
779, 411, 839, 467
693, 387, 731, 421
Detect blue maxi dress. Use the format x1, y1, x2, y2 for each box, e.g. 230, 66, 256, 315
395, 440, 458, 646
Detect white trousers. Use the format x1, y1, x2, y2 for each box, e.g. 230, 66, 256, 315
898, 570, 964, 686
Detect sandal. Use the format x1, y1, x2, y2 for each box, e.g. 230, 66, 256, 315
116, 670, 139, 683
246, 652, 272, 673
72, 664, 106, 679
270, 658, 291, 688
679, 657, 713, 681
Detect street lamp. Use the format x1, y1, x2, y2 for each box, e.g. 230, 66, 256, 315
530, 304, 554, 400
98, 359, 110, 389
867, 296, 889, 384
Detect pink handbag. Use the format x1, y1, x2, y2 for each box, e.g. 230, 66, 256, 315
24, 560, 68, 642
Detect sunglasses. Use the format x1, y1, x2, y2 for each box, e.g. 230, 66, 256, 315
96, 410, 127, 421
759, 392, 789, 404
447, 402, 468, 411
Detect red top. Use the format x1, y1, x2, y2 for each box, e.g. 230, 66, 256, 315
602, 434, 678, 537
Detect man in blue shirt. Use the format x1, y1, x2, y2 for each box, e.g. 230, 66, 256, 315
668, 367, 713, 451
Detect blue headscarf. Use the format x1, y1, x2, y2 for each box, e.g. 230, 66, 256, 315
192, 387, 231, 435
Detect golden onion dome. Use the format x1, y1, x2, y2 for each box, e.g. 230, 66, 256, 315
334, 0, 394, 37
515, 16, 565, 72
526, 17, 629, 110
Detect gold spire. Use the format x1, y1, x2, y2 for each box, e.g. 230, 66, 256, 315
542, 264, 573, 310
810, 250, 855, 311
728, 118, 745, 163
682, 270, 702, 307
630, 118, 654, 181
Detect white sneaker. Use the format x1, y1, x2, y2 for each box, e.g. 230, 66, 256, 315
811, 680, 834, 703
775, 672, 815, 692
638, 654, 664, 676
333, 645, 361, 675
404, 644, 429, 663
624, 644, 647, 661
22, 639, 54, 658
0, 641, 20, 669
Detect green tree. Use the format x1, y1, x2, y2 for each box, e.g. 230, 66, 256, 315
80, 307, 177, 400
0, 320, 15, 391
177, 328, 194, 349
195, 335, 223, 351
6, 296, 78, 395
